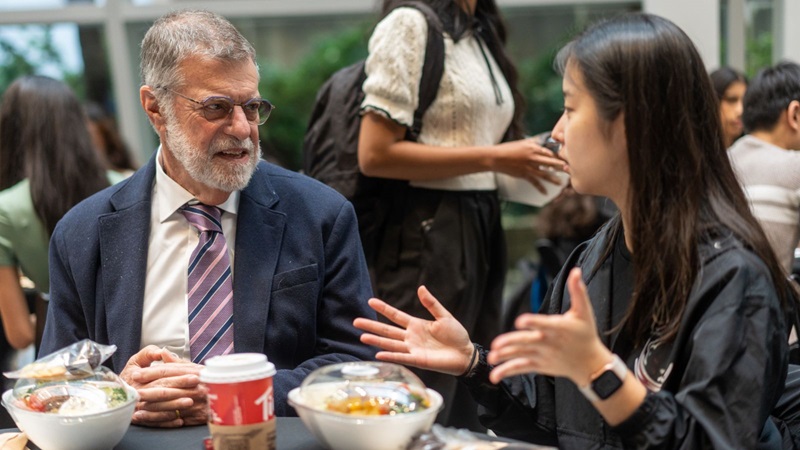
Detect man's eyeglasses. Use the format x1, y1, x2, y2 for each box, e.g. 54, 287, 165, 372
159, 87, 274, 125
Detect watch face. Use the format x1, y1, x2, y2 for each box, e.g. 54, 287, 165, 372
592, 370, 624, 400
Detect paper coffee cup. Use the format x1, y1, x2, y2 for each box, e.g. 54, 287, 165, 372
200, 353, 277, 450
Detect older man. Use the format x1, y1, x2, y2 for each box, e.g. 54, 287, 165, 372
40, 10, 375, 427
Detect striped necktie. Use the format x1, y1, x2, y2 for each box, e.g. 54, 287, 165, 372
181, 203, 234, 363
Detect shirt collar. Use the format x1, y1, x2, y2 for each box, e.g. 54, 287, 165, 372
154, 146, 240, 223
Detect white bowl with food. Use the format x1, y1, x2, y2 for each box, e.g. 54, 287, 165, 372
2, 380, 138, 450
288, 362, 443, 450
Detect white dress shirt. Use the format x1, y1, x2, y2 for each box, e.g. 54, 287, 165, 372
141, 147, 239, 359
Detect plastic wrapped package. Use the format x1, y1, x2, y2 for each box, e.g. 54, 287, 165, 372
4, 339, 130, 415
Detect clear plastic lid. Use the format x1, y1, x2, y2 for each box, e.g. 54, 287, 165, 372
297, 362, 431, 416
5, 340, 132, 415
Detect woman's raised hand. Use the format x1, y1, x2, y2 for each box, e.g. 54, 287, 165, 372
492, 137, 566, 193
487, 268, 612, 386
353, 286, 475, 376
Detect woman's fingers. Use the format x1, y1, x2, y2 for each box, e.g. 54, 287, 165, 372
374, 351, 423, 367
367, 298, 413, 328
353, 317, 406, 341
489, 358, 543, 384
535, 170, 565, 186
488, 331, 546, 365
565, 268, 595, 324
359, 332, 409, 354
535, 154, 566, 168
491, 327, 544, 348
417, 286, 455, 321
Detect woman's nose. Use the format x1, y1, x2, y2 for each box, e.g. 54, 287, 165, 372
551, 113, 567, 144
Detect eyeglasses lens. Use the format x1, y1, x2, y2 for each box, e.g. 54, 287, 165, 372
201, 97, 273, 125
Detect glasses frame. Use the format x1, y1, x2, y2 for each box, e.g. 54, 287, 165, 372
158, 87, 274, 126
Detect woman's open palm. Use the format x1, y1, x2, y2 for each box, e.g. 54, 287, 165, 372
353, 286, 475, 376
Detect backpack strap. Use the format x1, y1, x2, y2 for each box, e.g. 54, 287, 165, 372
397, 1, 445, 141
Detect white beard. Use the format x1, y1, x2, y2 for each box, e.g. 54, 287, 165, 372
163, 117, 261, 192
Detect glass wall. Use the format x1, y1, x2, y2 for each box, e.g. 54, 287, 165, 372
744, 0, 773, 76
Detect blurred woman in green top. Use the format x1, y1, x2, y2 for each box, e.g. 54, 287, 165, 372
0, 75, 117, 351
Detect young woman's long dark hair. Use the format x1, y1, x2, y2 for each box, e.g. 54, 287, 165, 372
0, 76, 110, 236
380, 0, 525, 140
556, 14, 795, 346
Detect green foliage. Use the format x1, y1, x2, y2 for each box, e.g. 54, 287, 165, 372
258, 24, 371, 170
517, 50, 564, 136
0, 25, 83, 98
745, 31, 772, 78
0, 32, 38, 91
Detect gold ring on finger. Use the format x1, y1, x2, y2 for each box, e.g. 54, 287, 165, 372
175, 409, 181, 420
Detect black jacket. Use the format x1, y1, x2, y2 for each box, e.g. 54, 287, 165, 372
462, 221, 789, 449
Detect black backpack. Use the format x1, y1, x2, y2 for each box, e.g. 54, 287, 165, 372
303, 2, 445, 263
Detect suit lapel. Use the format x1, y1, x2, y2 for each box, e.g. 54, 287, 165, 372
100, 157, 156, 370
232, 163, 284, 353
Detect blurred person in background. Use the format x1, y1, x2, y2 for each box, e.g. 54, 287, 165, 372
710, 66, 748, 148
85, 101, 139, 177
356, 13, 799, 448
728, 61, 800, 274
0, 76, 120, 432
0, 76, 118, 354
358, 0, 564, 429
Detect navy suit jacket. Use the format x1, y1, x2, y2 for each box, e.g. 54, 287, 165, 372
41, 156, 376, 415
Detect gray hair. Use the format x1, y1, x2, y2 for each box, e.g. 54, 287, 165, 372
140, 9, 258, 92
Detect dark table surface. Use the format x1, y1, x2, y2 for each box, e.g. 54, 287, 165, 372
3, 417, 550, 449
3, 418, 325, 450
116, 418, 323, 449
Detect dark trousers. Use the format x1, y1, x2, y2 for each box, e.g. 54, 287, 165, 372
372, 187, 506, 431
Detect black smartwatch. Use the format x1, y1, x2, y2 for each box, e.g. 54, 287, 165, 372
578, 354, 627, 402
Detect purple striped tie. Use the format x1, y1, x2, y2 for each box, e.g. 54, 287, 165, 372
181, 204, 234, 364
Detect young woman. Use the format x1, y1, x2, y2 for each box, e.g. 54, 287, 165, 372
0, 76, 116, 352
357, 0, 564, 429
355, 13, 796, 448
710, 66, 748, 148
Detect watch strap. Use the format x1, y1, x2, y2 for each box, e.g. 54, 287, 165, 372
578, 354, 627, 402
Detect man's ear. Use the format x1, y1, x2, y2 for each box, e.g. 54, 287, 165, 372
787, 100, 800, 132
140, 85, 167, 134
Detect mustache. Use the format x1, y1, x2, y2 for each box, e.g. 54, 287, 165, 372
211, 137, 255, 153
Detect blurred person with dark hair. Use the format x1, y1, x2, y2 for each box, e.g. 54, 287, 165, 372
536, 190, 614, 263
728, 61, 800, 273
85, 101, 138, 177
710, 66, 748, 148
0, 75, 117, 352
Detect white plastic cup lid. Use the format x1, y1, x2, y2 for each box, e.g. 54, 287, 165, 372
199, 353, 276, 383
